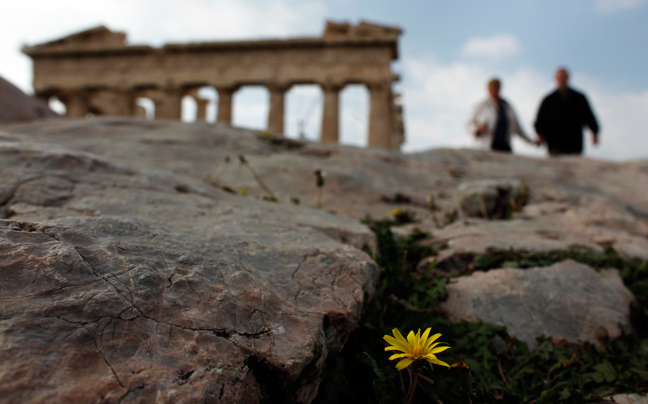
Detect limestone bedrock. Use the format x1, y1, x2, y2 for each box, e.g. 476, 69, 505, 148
0, 124, 377, 403
1, 117, 648, 402
441, 260, 635, 349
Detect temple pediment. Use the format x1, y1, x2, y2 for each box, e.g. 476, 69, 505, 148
324, 20, 402, 40
23, 26, 127, 54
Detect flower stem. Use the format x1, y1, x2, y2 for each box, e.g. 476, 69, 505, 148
407, 371, 419, 404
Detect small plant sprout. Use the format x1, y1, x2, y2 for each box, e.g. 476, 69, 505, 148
238, 186, 248, 196
426, 194, 443, 228
238, 155, 278, 202
390, 208, 417, 224
478, 195, 490, 220
371, 240, 377, 261
314, 169, 325, 209
519, 180, 528, 205
426, 195, 436, 211
205, 155, 230, 186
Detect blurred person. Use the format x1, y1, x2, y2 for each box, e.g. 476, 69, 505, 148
534, 67, 599, 156
467, 78, 535, 153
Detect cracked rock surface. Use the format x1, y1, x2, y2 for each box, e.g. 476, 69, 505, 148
0, 123, 378, 403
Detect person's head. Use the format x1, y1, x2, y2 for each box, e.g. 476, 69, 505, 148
555, 67, 570, 91
488, 78, 501, 100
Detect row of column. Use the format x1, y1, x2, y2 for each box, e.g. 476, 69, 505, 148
51, 81, 398, 149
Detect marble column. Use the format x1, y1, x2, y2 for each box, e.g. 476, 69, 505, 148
367, 82, 394, 149
134, 104, 147, 118
62, 90, 88, 118
320, 83, 342, 144
155, 87, 182, 120
114, 89, 135, 116
267, 83, 291, 135
216, 86, 238, 124
195, 98, 209, 121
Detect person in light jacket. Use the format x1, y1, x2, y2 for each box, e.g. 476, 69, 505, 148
467, 78, 536, 152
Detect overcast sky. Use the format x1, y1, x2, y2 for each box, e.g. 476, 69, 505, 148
3, 0, 648, 161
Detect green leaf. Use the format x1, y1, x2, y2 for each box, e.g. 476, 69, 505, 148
594, 360, 617, 383
361, 352, 392, 404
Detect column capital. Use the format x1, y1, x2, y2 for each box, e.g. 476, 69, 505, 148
58, 88, 89, 99
183, 86, 202, 98
320, 82, 344, 93
266, 82, 292, 93
215, 84, 241, 94
365, 80, 390, 91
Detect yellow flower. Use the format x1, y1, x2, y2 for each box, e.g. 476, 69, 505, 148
384, 328, 451, 371
390, 208, 402, 217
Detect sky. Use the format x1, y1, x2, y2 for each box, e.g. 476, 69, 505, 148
2, 0, 648, 161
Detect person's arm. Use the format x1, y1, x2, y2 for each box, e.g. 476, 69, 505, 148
582, 94, 600, 145
534, 98, 550, 146
467, 102, 487, 137
508, 105, 534, 145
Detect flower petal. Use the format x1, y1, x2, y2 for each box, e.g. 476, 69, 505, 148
420, 328, 432, 344
411, 329, 420, 353
424, 333, 442, 349
396, 358, 414, 371
392, 328, 409, 346
384, 335, 408, 352
425, 356, 450, 368
426, 341, 450, 352
388, 353, 410, 361
430, 345, 451, 355
407, 330, 416, 347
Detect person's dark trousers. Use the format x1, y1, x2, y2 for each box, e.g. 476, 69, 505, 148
492, 143, 512, 153
549, 149, 582, 157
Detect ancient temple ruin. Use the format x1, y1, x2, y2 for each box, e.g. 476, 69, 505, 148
23, 21, 405, 149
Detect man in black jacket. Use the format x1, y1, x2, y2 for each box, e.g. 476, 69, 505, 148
534, 68, 599, 156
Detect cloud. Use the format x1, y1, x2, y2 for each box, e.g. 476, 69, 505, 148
461, 34, 521, 60
594, 0, 646, 14
400, 55, 648, 161
578, 76, 648, 161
